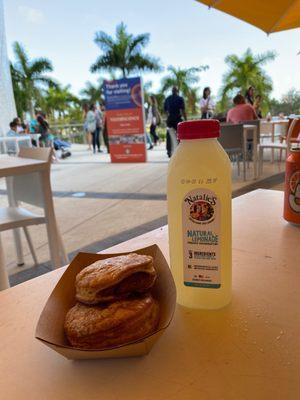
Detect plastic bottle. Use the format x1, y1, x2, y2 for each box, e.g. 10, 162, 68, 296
167, 120, 232, 309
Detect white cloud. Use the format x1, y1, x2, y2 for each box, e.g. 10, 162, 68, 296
18, 6, 44, 24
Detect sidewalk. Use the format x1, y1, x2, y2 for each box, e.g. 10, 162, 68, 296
0, 142, 284, 285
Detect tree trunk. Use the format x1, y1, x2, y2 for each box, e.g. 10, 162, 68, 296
29, 99, 35, 119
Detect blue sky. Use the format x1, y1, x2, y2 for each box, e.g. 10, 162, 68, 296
4, 0, 300, 99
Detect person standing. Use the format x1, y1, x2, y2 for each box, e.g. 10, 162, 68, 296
94, 104, 103, 153
200, 87, 215, 119
147, 95, 161, 145
100, 104, 110, 153
83, 103, 92, 151
86, 104, 97, 154
164, 86, 186, 157
245, 86, 255, 105
146, 131, 154, 150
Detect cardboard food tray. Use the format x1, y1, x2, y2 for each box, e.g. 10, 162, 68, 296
35, 244, 176, 360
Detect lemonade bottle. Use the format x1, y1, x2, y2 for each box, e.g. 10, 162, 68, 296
167, 120, 232, 309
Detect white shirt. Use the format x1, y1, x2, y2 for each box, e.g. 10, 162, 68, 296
200, 97, 215, 112
86, 110, 96, 133
146, 105, 153, 125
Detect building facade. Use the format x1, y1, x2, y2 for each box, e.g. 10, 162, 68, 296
0, 0, 16, 136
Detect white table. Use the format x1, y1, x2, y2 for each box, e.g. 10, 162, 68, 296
0, 135, 32, 154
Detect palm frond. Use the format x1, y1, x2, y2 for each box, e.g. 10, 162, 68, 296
30, 58, 53, 75
128, 33, 150, 53
254, 50, 277, 66
34, 76, 58, 89
91, 22, 162, 78
90, 54, 114, 73
161, 77, 177, 93
94, 31, 115, 52
12, 42, 29, 74
127, 53, 162, 74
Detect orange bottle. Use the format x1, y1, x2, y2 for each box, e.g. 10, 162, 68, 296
283, 147, 300, 225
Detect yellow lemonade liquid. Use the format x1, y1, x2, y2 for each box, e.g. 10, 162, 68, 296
167, 120, 232, 309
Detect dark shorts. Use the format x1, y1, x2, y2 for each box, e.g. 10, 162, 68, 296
167, 116, 182, 130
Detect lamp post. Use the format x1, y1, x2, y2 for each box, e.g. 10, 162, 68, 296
0, 0, 16, 136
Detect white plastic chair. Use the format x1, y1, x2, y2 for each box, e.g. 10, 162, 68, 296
0, 147, 68, 290
258, 118, 299, 176
0, 135, 32, 155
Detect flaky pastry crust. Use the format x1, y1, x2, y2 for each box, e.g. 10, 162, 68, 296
75, 253, 157, 304
64, 294, 160, 349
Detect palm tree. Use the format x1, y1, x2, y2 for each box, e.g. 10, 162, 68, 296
10, 63, 27, 118
186, 87, 200, 116
90, 22, 162, 78
143, 80, 153, 104
161, 66, 208, 96
11, 42, 57, 117
220, 48, 276, 111
161, 66, 208, 114
42, 85, 79, 118
80, 81, 104, 104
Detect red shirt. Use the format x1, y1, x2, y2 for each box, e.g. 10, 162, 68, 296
226, 104, 257, 124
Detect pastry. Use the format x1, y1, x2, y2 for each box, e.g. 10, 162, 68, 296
75, 253, 157, 304
64, 294, 160, 349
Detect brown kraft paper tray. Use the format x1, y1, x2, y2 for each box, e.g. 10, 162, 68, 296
35, 244, 176, 360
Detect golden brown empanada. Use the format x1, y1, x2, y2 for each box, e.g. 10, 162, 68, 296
75, 253, 157, 305
64, 294, 159, 349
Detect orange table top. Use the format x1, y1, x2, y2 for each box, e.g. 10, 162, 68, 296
0, 189, 299, 400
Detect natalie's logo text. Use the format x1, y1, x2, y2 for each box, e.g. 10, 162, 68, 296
184, 194, 217, 206
187, 230, 218, 245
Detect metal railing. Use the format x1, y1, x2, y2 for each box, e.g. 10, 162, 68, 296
50, 123, 86, 144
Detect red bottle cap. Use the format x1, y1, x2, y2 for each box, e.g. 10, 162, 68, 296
177, 120, 220, 140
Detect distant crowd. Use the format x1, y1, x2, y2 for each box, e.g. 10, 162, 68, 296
162, 85, 263, 157
82, 103, 109, 153
7, 111, 52, 147
5, 85, 264, 159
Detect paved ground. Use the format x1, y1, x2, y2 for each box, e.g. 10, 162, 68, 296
0, 142, 285, 285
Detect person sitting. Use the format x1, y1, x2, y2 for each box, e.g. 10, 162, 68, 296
253, 95, 262, 119
12, 117, 24, 133
6, 121, 22, 155
245, 86, 255, 105
37, 115, 53, 147
7, 120, 20, 136
30, 110, 41, 133
226, 94, 257, 124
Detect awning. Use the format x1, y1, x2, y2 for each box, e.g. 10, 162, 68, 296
196, 0, 300, 33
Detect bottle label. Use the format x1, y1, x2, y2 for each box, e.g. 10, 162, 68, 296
288, 169, 300, 213
182, 188, 221, 288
